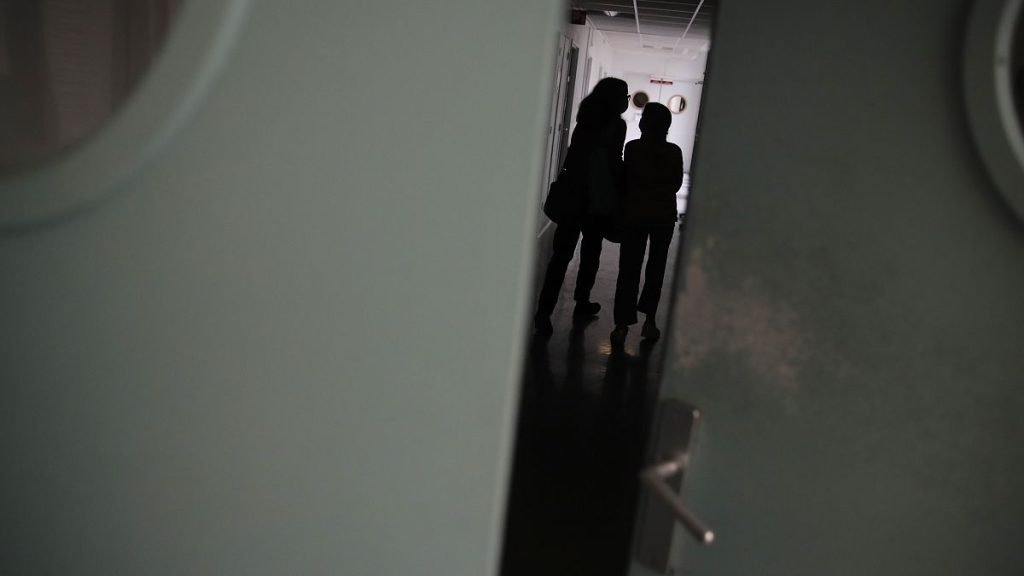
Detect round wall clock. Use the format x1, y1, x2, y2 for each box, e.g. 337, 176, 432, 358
668, 94, 687, 114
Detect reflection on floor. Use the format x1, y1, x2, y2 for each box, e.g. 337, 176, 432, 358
501, 232, 679, 576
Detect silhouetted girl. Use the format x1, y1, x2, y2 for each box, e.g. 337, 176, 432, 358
534, 77, 628, 335
611, 102, 682, 344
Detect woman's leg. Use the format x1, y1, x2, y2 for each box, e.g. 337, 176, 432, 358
573, 224, 604, 307
535, 222, 582, 320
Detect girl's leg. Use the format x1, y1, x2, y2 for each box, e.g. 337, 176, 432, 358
613, 227, 648, 327
637, 226, 675, 319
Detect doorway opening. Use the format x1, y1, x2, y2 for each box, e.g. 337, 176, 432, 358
501, 2, 719, 575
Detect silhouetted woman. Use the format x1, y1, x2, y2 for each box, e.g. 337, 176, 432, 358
611, 102, 683, 345
534, 77, 629, 335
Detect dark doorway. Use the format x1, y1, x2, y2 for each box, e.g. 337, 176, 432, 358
501, 2, 718, 575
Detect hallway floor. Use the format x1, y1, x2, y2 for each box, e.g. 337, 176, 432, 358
500, 229, 680, 576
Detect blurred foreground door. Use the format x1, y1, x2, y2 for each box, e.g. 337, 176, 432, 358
0, 1, 559, 574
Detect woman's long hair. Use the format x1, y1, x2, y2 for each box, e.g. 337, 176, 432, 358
576, 77, 628, 126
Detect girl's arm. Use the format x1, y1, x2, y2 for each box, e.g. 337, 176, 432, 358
667, 144, 684, 192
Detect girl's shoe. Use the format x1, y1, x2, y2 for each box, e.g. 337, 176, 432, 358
641, 321, 661, 341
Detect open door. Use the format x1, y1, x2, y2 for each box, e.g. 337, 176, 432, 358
628, 1, 1024, 574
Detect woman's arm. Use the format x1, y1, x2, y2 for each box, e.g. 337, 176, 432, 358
610, 119, 627, 160
607, 119, 628, 189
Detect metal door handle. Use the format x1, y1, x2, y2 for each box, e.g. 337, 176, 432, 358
634, 401, 713, 572
640, 454, 714, 544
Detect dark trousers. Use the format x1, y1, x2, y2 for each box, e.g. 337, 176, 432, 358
614, 225, 674, 326
535, 220, 603, 318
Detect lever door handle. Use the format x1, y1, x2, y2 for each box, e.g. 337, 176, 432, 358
640, 454, 714, 544
634, 401, 713, 572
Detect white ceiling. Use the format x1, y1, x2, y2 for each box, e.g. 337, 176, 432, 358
571, 0, 715, 54
596, 28, 709, 57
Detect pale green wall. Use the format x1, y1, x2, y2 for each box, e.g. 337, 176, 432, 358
0, 1, 558, 574
662, 1, 1024, 574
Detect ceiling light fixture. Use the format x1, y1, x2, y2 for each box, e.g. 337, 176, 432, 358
604, 10, 619, 17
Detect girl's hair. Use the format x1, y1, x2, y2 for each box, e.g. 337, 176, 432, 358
576, 77, 628, 125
